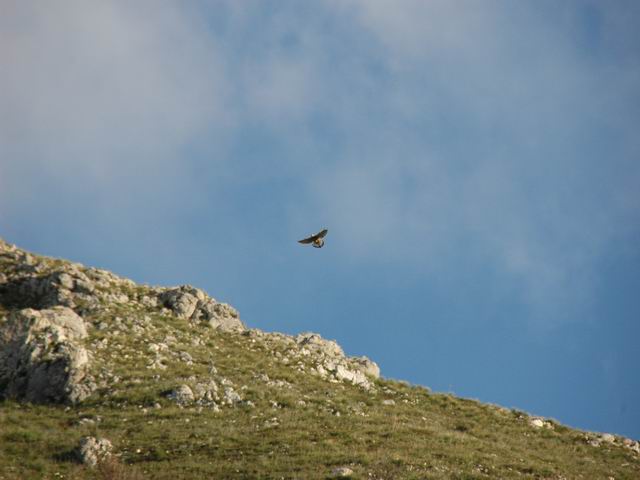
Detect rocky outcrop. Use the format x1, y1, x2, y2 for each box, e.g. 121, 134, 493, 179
0, 307, 95, 404
159, 285, 244, 331
530, 417, 554, 429
331, 466, 354, 478
1, 238, 379, 406
167, 384, 195, 406
166, 376, 246, 410
586, 432, 640, 454
0, 263, 99, 313
295, 332, 380, 389
76, 436, 113, 467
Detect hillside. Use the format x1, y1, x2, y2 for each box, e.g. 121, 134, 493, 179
0, 237, 638, 479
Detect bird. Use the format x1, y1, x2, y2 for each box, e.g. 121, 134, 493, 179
298, 228, 328, 248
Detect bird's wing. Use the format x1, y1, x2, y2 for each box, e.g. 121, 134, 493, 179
298, 229, 328, 244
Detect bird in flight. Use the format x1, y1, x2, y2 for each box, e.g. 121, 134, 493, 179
298, 228, 328, 248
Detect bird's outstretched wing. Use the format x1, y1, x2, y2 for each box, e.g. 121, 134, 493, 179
298, 228, 328, 244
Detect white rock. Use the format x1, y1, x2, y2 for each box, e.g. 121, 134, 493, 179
331, 466, 354, 477
601, 433, 616, 444
0, 307, 94, 403
77, 436, 112, 467
530, 418, 545, 428
167, 385, 194, 405
159, 286, 244, 331
296, 332, 344, 357
223, 387, 242, 405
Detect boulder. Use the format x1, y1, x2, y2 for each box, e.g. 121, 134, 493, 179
167, 385, 195, 406
0, 307, 95, 403
0, 267, 98, 313
350, 356, 380, 379
530, 418, 545, 428
296, 332, 344, 357
199, 301, 242, 331
331, 466, 354, 478
194, 380, 219, 404
159, 286, 244, 331
159, 286, 201, 319
77, 436, 113, 467
294, 332, 380, 389
601, 433, 616, 444
222, 386, 243, 405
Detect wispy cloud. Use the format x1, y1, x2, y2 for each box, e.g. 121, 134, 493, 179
0, 1, 228, 214
262, 0, 640, 329
1, 1, 638, 329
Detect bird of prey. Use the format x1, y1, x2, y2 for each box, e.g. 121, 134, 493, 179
298, 228, 328, 248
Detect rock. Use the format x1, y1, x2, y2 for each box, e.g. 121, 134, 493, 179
601, 433, 616, 444
621, 437, 640, 454
194, 380, 219, 404
0, 267, 98, 312
0, 307, 95, 404
200, 301, 242, 331
263, 417, 279, 428
178, 351, 194, 364
530, 418, 545, 428
160, 286, 201, 319
222, 386, 243, 405
322, 359, 375, 390
167, 385, 195, 406
296, 332, 344, 357
334, 364, 368, 385
382, 399, 396, 406
140, 295, 159, 308
159, 286, 244, 331
77, 436, 112, 467
351, 356, 380, 379
331, 466, 354, 478
292, 332, 379, 389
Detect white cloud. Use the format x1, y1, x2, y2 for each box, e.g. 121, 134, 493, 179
1, 1, 638, 328
0, 0, 228, 207
301, 1, 640, 326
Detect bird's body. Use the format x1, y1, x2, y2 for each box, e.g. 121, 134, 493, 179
298, 228, 328, 248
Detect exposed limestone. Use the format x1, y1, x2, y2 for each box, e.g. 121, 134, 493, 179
159, 285, 244, 331
351, 356, 380, 378
622, 438, 640, 454
0, 238, 380, 406
194, 380, 219, 405
76, 436, 113, 467
293, 332, 380, 390
296, 332, 344, 357
167, 378, 245, 409
0, 268, 97, 312
530, 417, 554, 430
331, 466, 354, 478
0, 307, 95, 404
223, 386, 243, 405
167, 384, 195, 406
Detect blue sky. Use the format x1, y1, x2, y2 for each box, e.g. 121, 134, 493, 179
1, 1, 639, 439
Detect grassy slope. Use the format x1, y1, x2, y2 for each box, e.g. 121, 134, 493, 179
0, 247, 638, 479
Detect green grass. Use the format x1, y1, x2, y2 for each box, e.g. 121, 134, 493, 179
1, 389, 639, 479
1, 244, 639, 479
2, 316, 639, 479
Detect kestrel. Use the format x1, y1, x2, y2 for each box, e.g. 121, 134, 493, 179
298, 228, 328, 248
